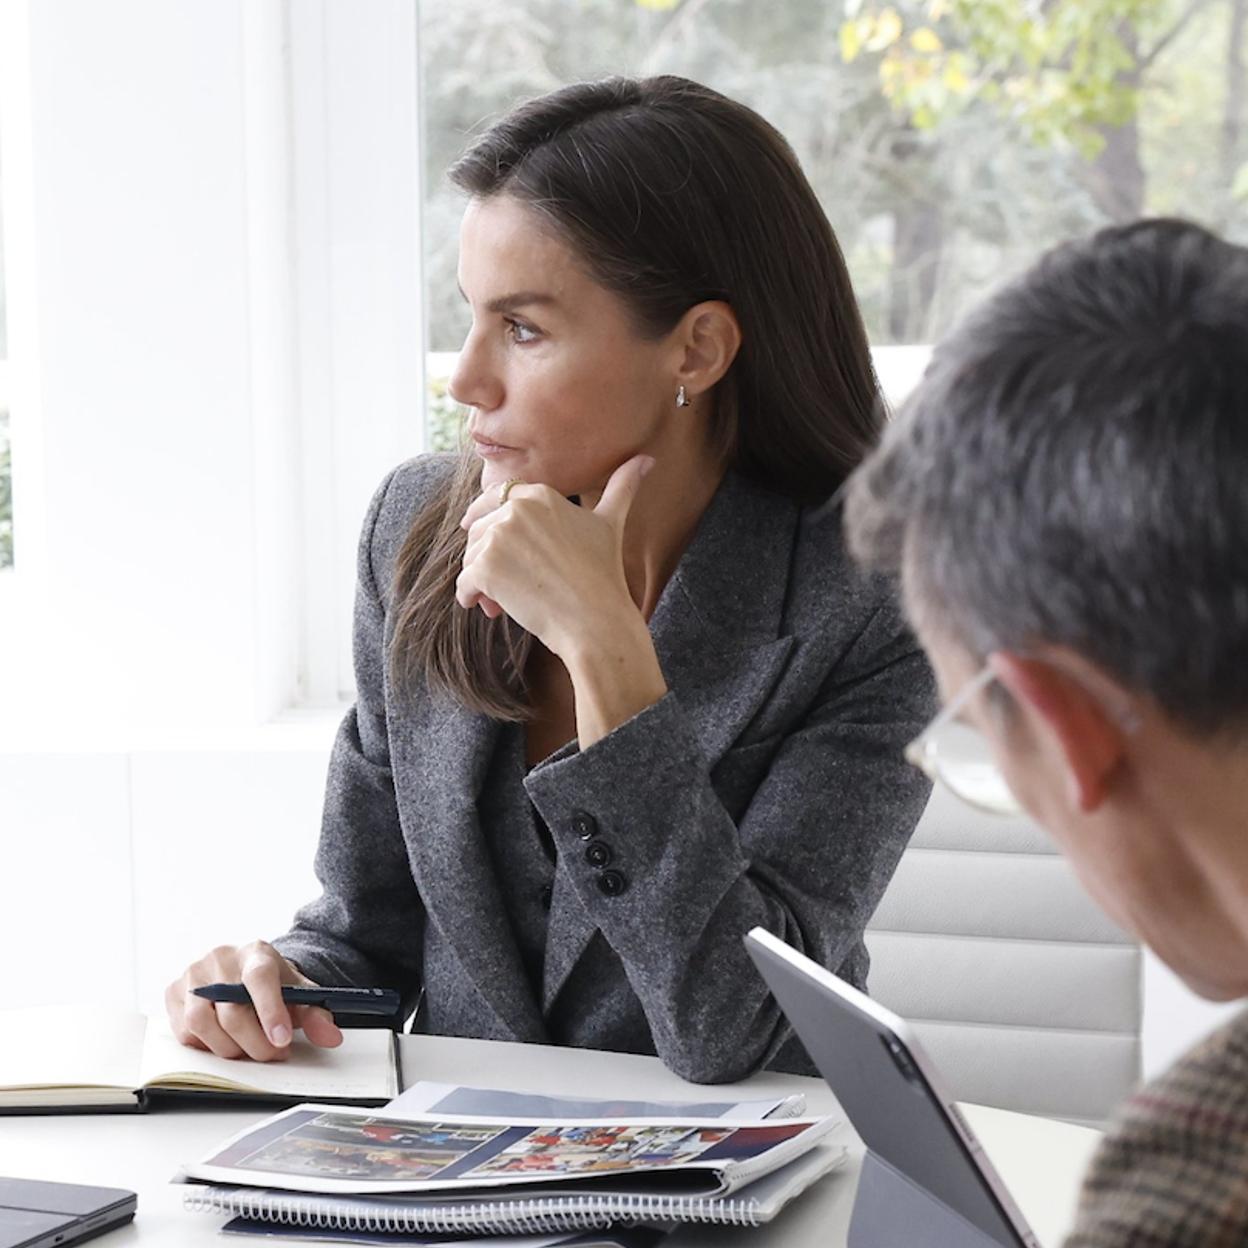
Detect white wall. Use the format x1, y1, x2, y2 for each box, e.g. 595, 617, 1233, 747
1, 738, 331, 1015
2, 0, 259, 741
1142, 952, 1241, 1077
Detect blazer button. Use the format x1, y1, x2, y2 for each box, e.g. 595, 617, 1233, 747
570, 810, 597, 840
539, 884, 553, 911
584, 841, 613, 869
597, 869, 628, 898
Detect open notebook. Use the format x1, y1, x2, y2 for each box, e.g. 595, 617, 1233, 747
0, 1007, 399, 1113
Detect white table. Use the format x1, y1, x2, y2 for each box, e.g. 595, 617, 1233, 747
0, 1034, 1101, 1246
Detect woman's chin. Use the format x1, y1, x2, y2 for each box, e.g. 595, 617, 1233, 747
478, 462, 518, 492
479, 458, 554, 494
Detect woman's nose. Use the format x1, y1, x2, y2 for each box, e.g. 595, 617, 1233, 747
448, 328, 503, 412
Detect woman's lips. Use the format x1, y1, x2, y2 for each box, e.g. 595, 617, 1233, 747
471, 433, 517, 457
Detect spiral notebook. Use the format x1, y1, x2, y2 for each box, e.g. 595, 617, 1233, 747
220, 1221, 666, 1247
177, 1101, 844, 1236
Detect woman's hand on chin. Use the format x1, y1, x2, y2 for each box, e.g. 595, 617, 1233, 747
455, 454, 654, 659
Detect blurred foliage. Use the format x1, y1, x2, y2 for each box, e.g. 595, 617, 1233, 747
0, 410, 12, 569
418, 0, 1246, 425
841, 0, 1163, 154
427, 375, 467, 453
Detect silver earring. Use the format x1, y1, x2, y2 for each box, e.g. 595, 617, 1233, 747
675, 385, 690, 408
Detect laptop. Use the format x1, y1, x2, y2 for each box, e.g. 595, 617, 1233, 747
0, 1178, 135, 1248
744, 927, 1041, 1248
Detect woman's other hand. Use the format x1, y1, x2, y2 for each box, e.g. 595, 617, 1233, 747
165, 939, 343, 1061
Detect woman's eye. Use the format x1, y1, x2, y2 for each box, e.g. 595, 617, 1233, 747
505, 318, 540, 345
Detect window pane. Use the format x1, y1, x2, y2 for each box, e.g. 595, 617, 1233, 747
1, 128, 12, 568
0, 408, 11, 570
419, 0, 1248, 426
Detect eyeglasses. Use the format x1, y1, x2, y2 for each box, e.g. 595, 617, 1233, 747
904, 664, 1023, 817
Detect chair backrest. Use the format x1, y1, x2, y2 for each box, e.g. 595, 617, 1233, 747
865, 786, 1141, 1127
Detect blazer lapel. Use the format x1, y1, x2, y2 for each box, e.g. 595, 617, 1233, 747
388, 685, 548, 1043
650, 469, 800, 763
540, 470, 800, 1014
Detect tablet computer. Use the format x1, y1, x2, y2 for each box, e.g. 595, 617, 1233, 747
0, 1177, 135, 1248
744, 927, 1039, 1248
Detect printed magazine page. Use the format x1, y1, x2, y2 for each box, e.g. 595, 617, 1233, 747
182, 1106, 834, 1197
386, 1080, 806, 1121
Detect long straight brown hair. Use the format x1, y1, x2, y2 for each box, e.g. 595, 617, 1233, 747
389, 75, 884, 720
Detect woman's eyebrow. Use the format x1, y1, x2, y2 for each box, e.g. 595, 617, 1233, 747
487, 291, 560, 314
457, 280, 560, 314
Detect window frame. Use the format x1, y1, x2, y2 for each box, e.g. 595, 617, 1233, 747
0, 0, 39, 607
281, 0, 427, 712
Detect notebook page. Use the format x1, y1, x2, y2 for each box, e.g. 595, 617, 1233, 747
139, 1016, 397, 1100
0, 1005, 145, 1092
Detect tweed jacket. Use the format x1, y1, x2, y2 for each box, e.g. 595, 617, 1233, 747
1065, 1007, 1248, 1247
273, 453, 934, 1083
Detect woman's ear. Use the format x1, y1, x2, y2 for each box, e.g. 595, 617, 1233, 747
671, 301, 742, 400
991, 651, 1128, 814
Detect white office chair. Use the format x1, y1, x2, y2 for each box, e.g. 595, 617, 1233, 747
865, 785, 1141, 1127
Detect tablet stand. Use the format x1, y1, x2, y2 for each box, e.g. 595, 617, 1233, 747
848, 1151, 1019, 1248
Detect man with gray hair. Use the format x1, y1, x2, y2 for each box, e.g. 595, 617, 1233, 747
844, 217, 1248, 1246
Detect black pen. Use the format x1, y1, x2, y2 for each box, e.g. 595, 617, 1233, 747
192, 983, 402, 1016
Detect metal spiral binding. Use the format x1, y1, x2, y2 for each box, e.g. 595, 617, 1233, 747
182, 1187, 762, 1231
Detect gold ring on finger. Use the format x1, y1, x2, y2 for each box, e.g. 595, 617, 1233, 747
499, 477, 524, 505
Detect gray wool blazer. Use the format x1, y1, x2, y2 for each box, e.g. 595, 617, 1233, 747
273, 453, 935, 1084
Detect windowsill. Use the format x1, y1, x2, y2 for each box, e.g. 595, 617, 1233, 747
0, 702, 350, 755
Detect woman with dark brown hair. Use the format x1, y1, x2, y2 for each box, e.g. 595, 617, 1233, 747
167, 75, 934, 1083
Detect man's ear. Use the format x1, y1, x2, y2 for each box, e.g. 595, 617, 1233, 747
671, 300, 742, 399
991, 652, 1127, 813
